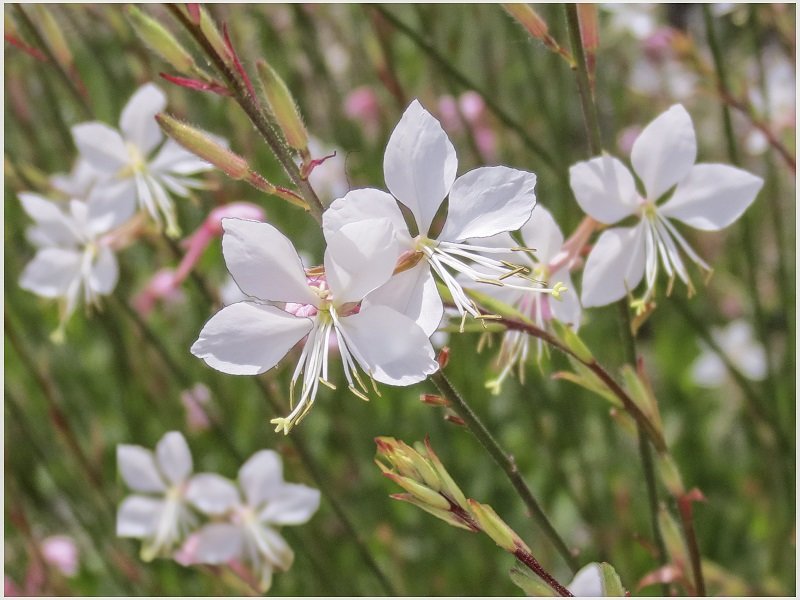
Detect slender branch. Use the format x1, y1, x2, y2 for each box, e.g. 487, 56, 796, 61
430, 370, 579, 572
165, 4, 325, 223
514, 548, 573, 597
565, 4, 601, 155
368, 4, 560, 173
677, 496, 706, 596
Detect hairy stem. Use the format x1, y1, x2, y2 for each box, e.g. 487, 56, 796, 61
430, 371, 579, 572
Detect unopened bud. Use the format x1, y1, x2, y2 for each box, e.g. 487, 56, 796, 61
156, 113, 249, 179
128, 6, 195, 73
257, 60, 308, 153
391, 493, 478, 532
436, 346, 450, 369
467, 500, 520, 552
424, 436, 469, 511
198, 7, 229, 64
384, 473, 450, 511
656, 453, 685, 497
444, 413, 466, 427
34, 6, 73, 68
420, 393, 448, 406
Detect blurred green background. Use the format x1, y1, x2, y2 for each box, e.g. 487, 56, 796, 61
4, 4, 796, 596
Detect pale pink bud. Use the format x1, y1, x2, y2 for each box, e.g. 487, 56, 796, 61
344, 86, 381, 127
474, 127, 499, 162
617, 125, 642, 156
174, 532, 201, 566
437, 95, 462, 131
41, 535, 79, 577
133, 269, 184, 316
458, 91, 486, 123
205, 202, 266, 237
642, 27, 676, 61
181, 383, 212, 432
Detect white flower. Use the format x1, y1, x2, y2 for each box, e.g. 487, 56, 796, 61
181, 450, 320, 592
18, 191, 130, 332
568, 563, 604, 596
117, 432, 201, 561
49, 158, 99, 200
571, 104, 764, 309
71, 83, 216, 236
323, 99, 556, 335
691, 319, 767, 387
190, 218, 438, 434
466, 206, 582, 392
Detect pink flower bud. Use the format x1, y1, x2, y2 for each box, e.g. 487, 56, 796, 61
437, 95, 461, 131
458, 91, 486, 123
133, 269, 184, 316
181, 383, 212, 432
41, 535, 79, 577
344, 86, 381, 127
642, 27, 676, 61
205, 202, 266, 237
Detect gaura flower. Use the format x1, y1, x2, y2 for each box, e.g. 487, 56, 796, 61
465, 206, 582, 392
71, 83, 216, 237
49, 158, 99, 200
179, 450, 320, 592
18, 192, 131, 335
323, 100, 560, 335
190, 218, 438, 434
571, 104, 764, 309
117, 431, 205, 561
691, 319, 767, 387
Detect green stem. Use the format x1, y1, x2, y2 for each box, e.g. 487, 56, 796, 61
166, 4, 325, 223
368, 4, 560, 173
430, 371, 579, 573
565, 4, 601, 155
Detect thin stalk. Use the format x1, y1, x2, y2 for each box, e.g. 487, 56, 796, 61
13, 4, 92, 119
677, 496, 706, 596
430, 371, 579, 573
368, 4, 560, 173
564, 6, 671, 591
514, 548, 573, 597
165, 4, 325, 223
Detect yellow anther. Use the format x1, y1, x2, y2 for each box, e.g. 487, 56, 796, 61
318, 377, 336, 390
349, 385, 371, 402
550, 281, 568, 300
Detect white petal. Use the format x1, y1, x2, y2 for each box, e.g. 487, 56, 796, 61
324, 218, 398, 303
581, 225, 646, 308
150, 139, 213, 175
71, 122, 130, 174
658, 164, 763, 231
191, 523, 244, 564
569, 156, 640, 224
20, 248, 83, 299
156, 431, 193, 485
364, 262, 443, 337
550, 269, 582, 329
568, 563, 604, 596
221, 219, 318, 305
339, 305, 439, 386
119, 83, 167, 155
50, 159, 98, 199
255, 526, 294, 571
631, 104, 697, 200
384, 99, 457, 235
259, 483, 320, 526
86, 180, 138, 234
519, 206, 565, 263
89, 246, 118, 295
19, 193, 79, 246
322, 188, 411, 245
117, 445, 166, 493
186, 474, 240, 515
117, 495, 164, 538
239, 450, 284, 509
691, 350, 726, 387
439, 166, 537, 241
191, 302, 313, 376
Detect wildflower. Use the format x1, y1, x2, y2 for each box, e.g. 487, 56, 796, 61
71, 83, 217, 237
18, 193, 130, 335
49, 158, 98, 200
180, 450, 320, 592
324, 100, 558, 335
190, 218, 438, 434
572, 104, 763, 309
467, 206, 582, 392
117, 431, 204, 561
691, 319, 767, 387
40, 536, 79, 577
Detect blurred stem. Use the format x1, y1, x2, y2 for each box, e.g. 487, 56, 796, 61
565, 4, 601, 155
13, 4, 92, 119
111, 295, 395, 595
564, 6, 672, 591
430, 371, 579, 573
165, 4, 325, 223
369, 4, 560, 173
702, 5, 778, 420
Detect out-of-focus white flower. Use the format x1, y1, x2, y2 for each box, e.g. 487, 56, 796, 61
745, 47, 796, 155
117, 431, 204, 561
627, 28, 698, 101
72, 83, 216, 237
49, 159, 99, 200
180, 450, 320, 592
571, 104, 763, 309
19, 192, 131, 333
568, 563, 604, 596
191, 218, 438, 433
691, 319, 767, 387
41, 535, 79, 577
466, 207, 581, 392
324, 100, 554, 334
602, 4, 659, 40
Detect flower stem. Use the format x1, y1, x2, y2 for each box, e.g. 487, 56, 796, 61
165, 4, 325, 223
430, 370, 579, 573
564, 4, 601, 156
513, 548, 574, 597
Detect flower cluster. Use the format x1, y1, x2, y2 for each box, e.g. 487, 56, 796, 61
117, 431, 319, 592
16, 83, 219, 334
192, 100, 561, 433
